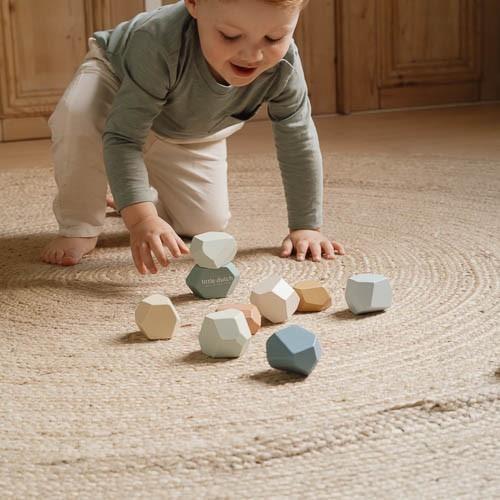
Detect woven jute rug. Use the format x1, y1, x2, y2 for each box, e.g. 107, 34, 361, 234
1, 150, 499, 498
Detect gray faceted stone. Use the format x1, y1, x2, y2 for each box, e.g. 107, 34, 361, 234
345, 273, 392, 315
266, 325, 322, 376
190, 232, 237, 269
199, 309, 251, 358
186, 263, 240, 299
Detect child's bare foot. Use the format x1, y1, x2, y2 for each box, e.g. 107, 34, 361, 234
41, 236, 98, 266
106, 195, 117, 210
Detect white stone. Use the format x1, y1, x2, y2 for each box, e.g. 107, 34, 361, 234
250, 275, 300, 324
135, 294, 180, 340
190, 232, 237, 269
199, 309, 251, 358
345, 273, 392, 315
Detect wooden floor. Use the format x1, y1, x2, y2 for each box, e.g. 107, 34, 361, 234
0, 103, 499, 171
229, 103, 500, 160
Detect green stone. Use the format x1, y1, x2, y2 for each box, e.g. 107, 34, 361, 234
186, 263, 240, 299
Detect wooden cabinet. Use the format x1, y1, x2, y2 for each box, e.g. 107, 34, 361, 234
336, 0, 499, 112
0, 0, 498, 141
0, 0, 144, 141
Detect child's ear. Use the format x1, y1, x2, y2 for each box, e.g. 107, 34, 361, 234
185, 0, 199, 19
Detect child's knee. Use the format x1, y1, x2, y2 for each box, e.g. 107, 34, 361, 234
49, 99, 103, 141
174, 211, 231, 237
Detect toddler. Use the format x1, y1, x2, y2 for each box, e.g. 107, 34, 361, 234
41, 0, 345, 274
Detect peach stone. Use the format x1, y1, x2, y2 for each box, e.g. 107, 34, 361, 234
216, 303, 262, 334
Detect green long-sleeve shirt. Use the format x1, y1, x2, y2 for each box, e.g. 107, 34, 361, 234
94, 0, 323, 229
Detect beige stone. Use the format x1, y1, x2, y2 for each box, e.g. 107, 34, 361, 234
135, 294, 180, 340
293, 280, 332, 313
250, 275, 299, 324
216, 303, 262, 335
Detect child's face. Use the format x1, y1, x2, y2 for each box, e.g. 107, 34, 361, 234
186, 0, 300, 87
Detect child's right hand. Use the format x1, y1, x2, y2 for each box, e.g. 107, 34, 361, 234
128, 216, 190, 274
121, 202, 189, 274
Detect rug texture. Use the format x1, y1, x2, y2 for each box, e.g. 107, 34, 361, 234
0, 150, 499, 499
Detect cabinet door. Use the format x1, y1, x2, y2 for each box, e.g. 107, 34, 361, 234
337, 0, 498, 112
0, 0, 144, 141
295, 0, 337, 115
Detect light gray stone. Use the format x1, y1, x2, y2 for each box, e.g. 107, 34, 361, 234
345, 273, 392, 314
190, 232, 237, 269
199, 309, 251, 358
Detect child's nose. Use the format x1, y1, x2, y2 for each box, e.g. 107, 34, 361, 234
239, 46, 264, 65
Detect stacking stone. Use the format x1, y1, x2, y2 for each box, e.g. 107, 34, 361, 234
266, 325, 322, 376
186, 232, 239, 299
135, 294, 180, 340
190, 232, 237, 269
216, 303, 261, 335
199, 309, 251, 358
186, 263, 239, 299
294, 280, 332, 312
250, 275, 299, 323
345, 273, 392, 315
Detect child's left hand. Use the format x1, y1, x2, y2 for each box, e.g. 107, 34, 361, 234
280, 229, 345, 262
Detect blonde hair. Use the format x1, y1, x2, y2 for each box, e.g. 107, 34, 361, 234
218, 0, 309, 10
259, 0, 309, 8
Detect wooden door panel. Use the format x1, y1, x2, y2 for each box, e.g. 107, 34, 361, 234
0, 0, 88, 115
336, 0, 378, 112
338, 0, 490, 112
295, 0, 337, 115
481, 0, 500, 100
379, 0, 481, 86
0, 0, 145, 140
395, 0, 463, 62
87, 0, 145, 32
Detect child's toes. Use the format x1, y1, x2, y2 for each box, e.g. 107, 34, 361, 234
106, 195, 117, 209
54, 249, 65, 265
61, 249, 81, 266
43, 249, 55, 264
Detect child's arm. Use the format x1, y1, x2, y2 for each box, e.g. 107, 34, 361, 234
101, 30, 189, 273
103, 30, 168, 215
268, 43, 345, 261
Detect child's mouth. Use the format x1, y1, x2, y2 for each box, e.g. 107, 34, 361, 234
230, 63, 257, 77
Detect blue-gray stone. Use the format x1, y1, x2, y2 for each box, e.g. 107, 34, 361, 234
266, 325, 322, 376
186, 263, 240, 299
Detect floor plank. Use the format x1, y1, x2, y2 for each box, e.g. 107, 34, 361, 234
1, 103, 499, 172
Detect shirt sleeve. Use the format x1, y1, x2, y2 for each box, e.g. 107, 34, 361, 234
103, 30, 170, 212
267, 44, 323, 230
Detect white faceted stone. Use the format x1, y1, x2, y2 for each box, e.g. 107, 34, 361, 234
190, 232, 237, 269
199, 309, 251, 358
135, 294, 180, 340
345, 273, 392, 315
250, 275, 300, 324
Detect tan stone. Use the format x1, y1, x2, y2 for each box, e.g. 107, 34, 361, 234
216, 303, 262, 335
135, 294, 180, 340
293, 280, 332, 312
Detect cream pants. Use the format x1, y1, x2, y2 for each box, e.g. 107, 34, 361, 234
48, 38, 244, 238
